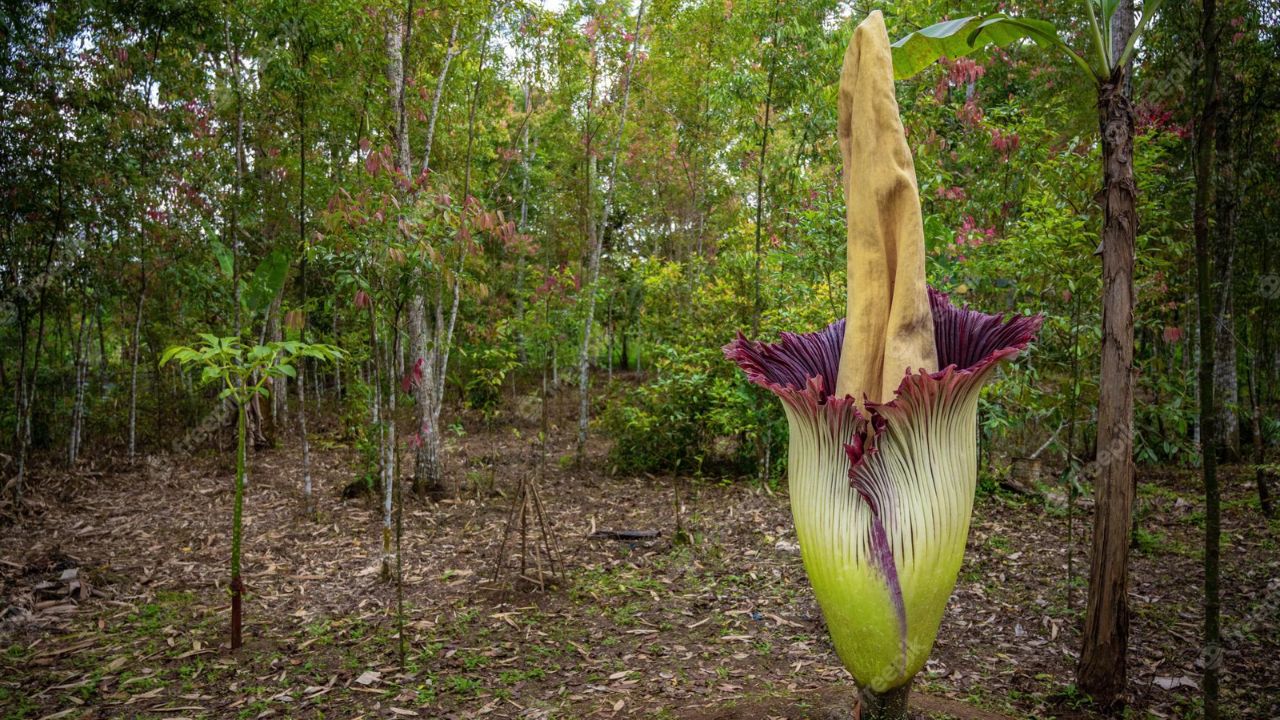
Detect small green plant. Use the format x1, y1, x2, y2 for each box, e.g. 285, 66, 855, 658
462, 321, 520, 422
161, 335, 340, 650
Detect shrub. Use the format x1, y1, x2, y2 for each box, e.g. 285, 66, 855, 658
601, 346, 785, 477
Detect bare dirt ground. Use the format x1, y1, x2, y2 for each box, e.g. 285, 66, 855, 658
2, 389, 1277, 719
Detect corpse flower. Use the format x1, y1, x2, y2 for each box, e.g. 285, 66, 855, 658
724, 12, 1041, 719
726, 293, 1040, 714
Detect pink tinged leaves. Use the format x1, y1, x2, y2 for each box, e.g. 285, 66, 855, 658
401, 357, 425, 393
990, 128, 1020, 160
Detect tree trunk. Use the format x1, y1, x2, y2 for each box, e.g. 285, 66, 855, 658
606, 290, 615, 382
298, 358, 311, 515
385, 4, 409, 183
421, 21, 459, 176
1077, 66, 1138, 709
298, 73, 314, 517
127, 282, 146, 462
576, 0, 646, 464
369, 309, 393, 580
382, 331, 397, 581
1212, 98, 1239, 461
1249, 316, 1273, 518
1193, 1, 1222, 715
413, 3, 490, 499
231, 399, 247, 650
751, 0, 781, 337
69, 306, 92, 467
11, 278, 50, 508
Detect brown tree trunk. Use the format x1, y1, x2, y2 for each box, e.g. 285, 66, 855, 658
1077, 66, 1138, 709
1212, 95, 1240, 461
1193, 1, 1222, 715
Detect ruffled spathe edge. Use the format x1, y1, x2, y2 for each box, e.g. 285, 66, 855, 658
722, 288, 1042, 433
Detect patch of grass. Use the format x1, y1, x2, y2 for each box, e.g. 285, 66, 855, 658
3, 643, 30, 662
1132, 526, 1168, 555
447, 675, 482, 695
499, 667, 546, 684
305, 619, 334, 643
0, 686, 39, 718
414, 681, 438, 705
458, 651, 488, 670
416, 641, 445, 661
237, 699, 271, 719
609, 602, 642, 626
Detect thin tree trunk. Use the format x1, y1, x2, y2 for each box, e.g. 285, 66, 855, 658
12, 265, 51, 507
382, 325, 397, 580
298, 67, 314, 517
577, 0, 646, 464
1077, 63, 1138, 709
752, 0, 782, 337
127, 278, 146, 462
69, 306, 92, 466
421, 21, 460, 176
606, 290, 614, 382
371, 0, 406, 569
411, 7, 479, 500
1212, 97, 1239, 461
1193, 1, 1222, 715
333, 313, 342, 399
369, 308, 393, 580
1249, 316, 1273, 518
300, 379, 312, 497
231, 398, 247, 650
514, 73, 533, 365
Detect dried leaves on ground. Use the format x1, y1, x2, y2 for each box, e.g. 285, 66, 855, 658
2, 396, 1277, 719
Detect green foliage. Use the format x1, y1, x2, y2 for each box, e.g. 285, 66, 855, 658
891, 14, 1078, 80
602, 345, 784, 477
161, 336, 342, 404
3, 0, 1277, 499
461, 321, 520, 422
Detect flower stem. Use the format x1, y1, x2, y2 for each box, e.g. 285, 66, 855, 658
859, 682, 911, 720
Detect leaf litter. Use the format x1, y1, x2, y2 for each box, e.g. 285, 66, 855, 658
0, 395, 1276, 719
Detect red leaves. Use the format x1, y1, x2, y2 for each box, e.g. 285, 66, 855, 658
354, 290, 372, 310
401, 357, 424, 393
990, 128, 1020, 160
